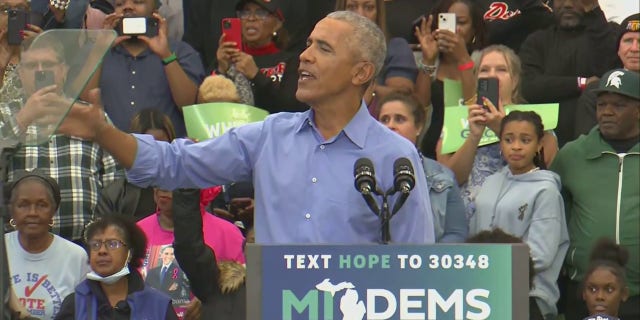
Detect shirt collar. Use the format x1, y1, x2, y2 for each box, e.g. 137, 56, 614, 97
295, 101, 371, 149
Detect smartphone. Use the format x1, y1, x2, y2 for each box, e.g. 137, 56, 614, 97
7, 9, 28, 45
477, 77, 499, 111
118, 17, 159, 37
221, 18, 243, 51
438, 13, 456, 33
34, 70, 55, 91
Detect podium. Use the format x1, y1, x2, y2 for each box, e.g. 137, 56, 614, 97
246, 244, 530, 320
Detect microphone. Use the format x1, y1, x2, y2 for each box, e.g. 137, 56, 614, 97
391, 157, 415, 215
393, 158, 415, 194
354, 158, 380, 215
354, 158, 377, 195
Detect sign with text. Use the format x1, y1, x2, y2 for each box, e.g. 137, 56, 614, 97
246, 244, 529, 320
183, 102, 268, 141
440, 104, 559, 154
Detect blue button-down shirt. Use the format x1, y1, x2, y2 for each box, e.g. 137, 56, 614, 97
128, 103, 435, 244
100, 41, 205, 137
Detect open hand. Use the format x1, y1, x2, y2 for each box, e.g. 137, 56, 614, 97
415, 15, 438, 65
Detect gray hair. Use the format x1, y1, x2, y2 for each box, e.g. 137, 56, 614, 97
326, 11, 386, 79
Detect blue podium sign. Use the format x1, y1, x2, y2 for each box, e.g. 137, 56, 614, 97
246, 244, 529, 320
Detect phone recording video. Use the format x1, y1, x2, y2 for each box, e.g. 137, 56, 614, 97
34, 70, 55, 91
7, 9, 28, 45
117, 17, 159, 37
438, 13, 456, 33
221, 18, 243, 51
477, 78, 499, 112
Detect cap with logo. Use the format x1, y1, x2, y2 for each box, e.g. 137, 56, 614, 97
592, 68, 640, 100
235, 0, 285, 21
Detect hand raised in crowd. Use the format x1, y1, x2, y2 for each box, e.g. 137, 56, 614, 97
183, 297, 202, 320
216, 33, 240, 74
480, 97, 505, 135
20, 24, 44, 42
467, 103, 488, 140
415, 15, 438, 65
139, 13, 171, 60
434, 29, 471, 64
231, 51, 259, 79
17, 85, 69, 128
102, 13, 130, 46
57, 88, 109, 140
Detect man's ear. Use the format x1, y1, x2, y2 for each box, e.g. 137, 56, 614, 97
351, 61, 375, 86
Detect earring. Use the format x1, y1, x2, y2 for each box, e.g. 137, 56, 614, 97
9, 219, 16, 228
272, 31, 277, 37
48, 220, 54, 227
472, 36, 476, 44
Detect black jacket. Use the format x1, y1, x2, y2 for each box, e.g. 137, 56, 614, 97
520, 6, 618, 145
95, 178, 155, 221
172, 189, 246, 320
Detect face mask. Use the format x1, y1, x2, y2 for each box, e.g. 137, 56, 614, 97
87, 251, 131, 284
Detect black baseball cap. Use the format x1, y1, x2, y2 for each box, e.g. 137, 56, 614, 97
235, 0, 284, 21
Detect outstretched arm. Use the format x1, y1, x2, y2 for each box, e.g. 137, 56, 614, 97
172, 189, 221, 302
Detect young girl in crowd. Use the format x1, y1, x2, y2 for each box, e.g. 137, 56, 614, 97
470, 111, 568, 320
582, 238, 630, 318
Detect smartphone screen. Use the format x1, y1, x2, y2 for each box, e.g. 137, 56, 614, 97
7, 9, 28, 45
438, 13, 456, 33
477, 77, 499, 111
221, 18, 243, 51
34, 70, 55, 91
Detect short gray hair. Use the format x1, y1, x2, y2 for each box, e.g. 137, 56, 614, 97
326, 11, 386, 79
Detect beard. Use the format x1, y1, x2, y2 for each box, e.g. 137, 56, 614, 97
555, 9, 583, 29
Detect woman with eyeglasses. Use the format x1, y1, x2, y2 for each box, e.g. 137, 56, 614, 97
214, 0, 306, 113
4, 169, 88, 320
55, 214, 178, 320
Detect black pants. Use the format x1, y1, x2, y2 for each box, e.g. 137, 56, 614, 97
564, 280, 640, 320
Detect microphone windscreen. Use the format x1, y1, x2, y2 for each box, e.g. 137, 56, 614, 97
354, 157, 375, 176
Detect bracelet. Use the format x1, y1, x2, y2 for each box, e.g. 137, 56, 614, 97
577, 77, 587, 91
457, 60, 474, 72
50, 0, 70, 11
162, 53, 177, 66
417, 58, 437, 74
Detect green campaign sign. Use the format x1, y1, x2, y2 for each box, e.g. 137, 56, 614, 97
183, 102, 269, 140
444, 78, 464, 107
440, 104, 559, 154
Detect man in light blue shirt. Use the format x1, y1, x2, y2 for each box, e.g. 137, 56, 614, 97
59, 11, 436, 244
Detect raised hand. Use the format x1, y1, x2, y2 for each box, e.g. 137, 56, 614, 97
216, 33, 240, 74
138, 13, 171, 60
231, 52, 259, 79
434, 29, 471, 64
415, 15, 438, 65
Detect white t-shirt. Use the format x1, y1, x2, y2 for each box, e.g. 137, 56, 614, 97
5, 231, 89, 320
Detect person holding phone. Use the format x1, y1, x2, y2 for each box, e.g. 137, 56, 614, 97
414, 0, 489, 160
436, 44, 557, 220
215, 0, 306, 113
470, 110, 569, 319
85, 0, 205, 137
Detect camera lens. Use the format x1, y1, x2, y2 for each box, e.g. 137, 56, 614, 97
223, 20, 231, 29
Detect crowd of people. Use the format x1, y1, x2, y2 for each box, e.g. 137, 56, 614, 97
0, 0, 638, 319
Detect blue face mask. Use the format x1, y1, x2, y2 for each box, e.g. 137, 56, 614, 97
87, 251, 131, 284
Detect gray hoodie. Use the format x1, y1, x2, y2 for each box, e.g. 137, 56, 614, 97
471, 166, 569, 319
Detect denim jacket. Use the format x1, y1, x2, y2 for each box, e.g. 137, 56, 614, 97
422, 157, 468, 243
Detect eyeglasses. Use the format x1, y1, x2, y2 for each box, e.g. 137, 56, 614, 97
237, 8, 270, 20
88, 239, 127, 251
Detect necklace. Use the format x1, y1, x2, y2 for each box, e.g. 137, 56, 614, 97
527, 167, 540, 173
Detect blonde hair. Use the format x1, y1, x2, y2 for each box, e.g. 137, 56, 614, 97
198, 75, 241, 103
476, 44, 525, 104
